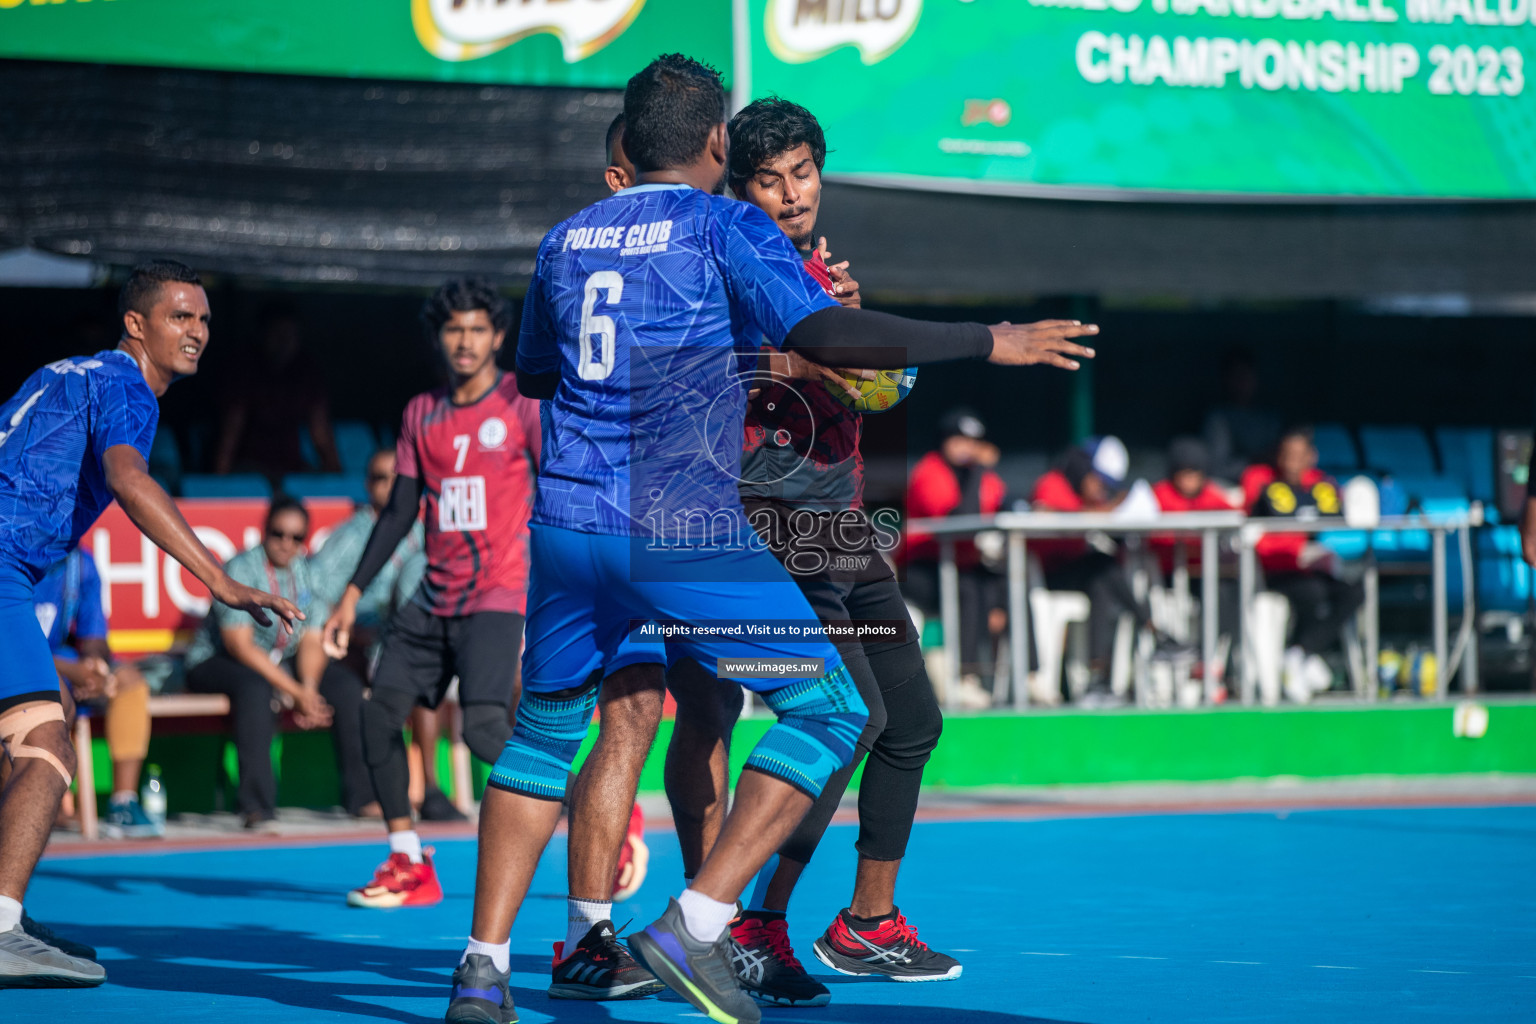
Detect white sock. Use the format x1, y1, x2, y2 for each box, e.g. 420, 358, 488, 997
461, 936, 510, 973
388, 829, 424, 864
676, 888, 737, 944
0, 895, 21, 933
565, 897, 612, 955
110, 790, 135, 804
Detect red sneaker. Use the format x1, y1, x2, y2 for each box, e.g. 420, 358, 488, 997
610, 803, 649, 902
812, 908, 963, 981
346, 848, 444, 908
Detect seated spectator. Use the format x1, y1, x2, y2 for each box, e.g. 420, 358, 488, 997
901, 408, 1006, 709
1032, 436, 1159, 706
1151, 437, 1239, 570
1242, 425, 1365, 702
214, 303, 340, 484
34, 549, 159, 838
1152, 438, 1240, 680
184, 496, 369, 827
1204, 347, 1281, 483
310, 451, 463, 821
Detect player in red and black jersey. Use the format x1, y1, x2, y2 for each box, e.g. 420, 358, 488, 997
321, 279, 542, 909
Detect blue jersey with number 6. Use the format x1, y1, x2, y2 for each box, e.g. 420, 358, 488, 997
516, 183, 835, 540
0, 350, 158, 579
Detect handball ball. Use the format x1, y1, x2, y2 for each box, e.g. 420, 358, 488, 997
824, 366, 918, 413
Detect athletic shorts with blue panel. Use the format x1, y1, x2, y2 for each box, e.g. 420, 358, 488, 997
490, 184, 867, 802
0, 351, 158, 708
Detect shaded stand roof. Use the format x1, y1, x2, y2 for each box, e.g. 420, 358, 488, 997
4, 59, 1534, 302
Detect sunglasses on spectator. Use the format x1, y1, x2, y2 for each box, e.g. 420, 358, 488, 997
267, 529, 306, 542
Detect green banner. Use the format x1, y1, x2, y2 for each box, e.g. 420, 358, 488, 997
0, 0, 730, 89
747, 0, 1536, 198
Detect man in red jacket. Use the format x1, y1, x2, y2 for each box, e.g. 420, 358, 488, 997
1029, 436, 1155, 705
902, 408, 1007, 705
1240, 426, 1363, 701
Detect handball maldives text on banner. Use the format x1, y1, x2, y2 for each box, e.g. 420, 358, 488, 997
84, 499, 354, 660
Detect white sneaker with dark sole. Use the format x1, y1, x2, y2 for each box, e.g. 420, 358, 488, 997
0, 924, 106, 989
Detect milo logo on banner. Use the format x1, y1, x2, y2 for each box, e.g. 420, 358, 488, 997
766, 0, 922, 64
413, 0, 647, 63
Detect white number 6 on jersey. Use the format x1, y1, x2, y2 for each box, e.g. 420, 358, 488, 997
579, 271, 623, 382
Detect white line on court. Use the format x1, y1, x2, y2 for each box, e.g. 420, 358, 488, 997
1212, 961, 1262, 965
1119, 956, 1167, 960
1314, 965, 1359, 970
1020, 951, 1071, 956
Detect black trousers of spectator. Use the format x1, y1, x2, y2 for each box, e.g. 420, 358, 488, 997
1266, 571, 1365, 656
1043, 551, 1151, 669
903, 562, 1006, 678
187, 654, 370, 820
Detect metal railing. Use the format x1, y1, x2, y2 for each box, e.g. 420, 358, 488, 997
906, 510, 1478, 711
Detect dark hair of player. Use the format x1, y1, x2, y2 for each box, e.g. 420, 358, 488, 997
1278, 423, 1315, 446
118, 259, 201, 319
726, 97, 826, 197
265, 494, 310, 529
606, 111, 627, 165
622, 53, 725, 173
419, 277, 511, 341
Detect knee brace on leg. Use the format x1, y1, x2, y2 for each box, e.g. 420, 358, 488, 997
487, 677, 600, 801
460, 702, 513, 765
744, 661, 868, 798
0, 701, 72, 784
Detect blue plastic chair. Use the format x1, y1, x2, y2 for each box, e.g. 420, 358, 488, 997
1477, 525, 1532, 612
1312, 424, 1359, 474
1359, 426, 1437, 476
281, 473, 367, 504
1435, 427, 1497, 507
334, 421, 380, 472
181, 474, 272, 499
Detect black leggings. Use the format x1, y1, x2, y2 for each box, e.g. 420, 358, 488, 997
902, 562, 1005, 677
779, 573, 943, 865
1267, 571, 1365, 656
186, 654, 369, 818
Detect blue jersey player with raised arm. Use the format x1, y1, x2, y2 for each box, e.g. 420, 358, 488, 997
0, 261, 301, 991
446, 56, 1098, 1024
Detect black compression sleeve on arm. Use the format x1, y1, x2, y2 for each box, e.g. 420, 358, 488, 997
782, 306, 993, 368
348, 475, 423, 594
517, 370, 559, 400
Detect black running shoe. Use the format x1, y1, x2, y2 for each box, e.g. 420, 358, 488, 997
20, 913, 95, 960
729, 913, 830, 1007
445, 953, 517, 1023
812, 908, 963, 982
628, 898, 761, 1024
549, 920, 664, 1000
420, 786, 469, 823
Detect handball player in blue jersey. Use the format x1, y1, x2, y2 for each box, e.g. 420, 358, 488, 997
447, 56, 1096, 1024
0, 261, 301, 990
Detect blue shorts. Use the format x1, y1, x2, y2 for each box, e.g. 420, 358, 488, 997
522, 525, 841, 694
0, 563, 63, 710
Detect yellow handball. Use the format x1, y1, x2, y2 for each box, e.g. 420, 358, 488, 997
823, 366, 918, 413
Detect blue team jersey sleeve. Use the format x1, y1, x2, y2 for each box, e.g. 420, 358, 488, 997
75, 553, 108, 641
718, 202, 837, 349
516, 234, 561, 376
90, 365, 158, 468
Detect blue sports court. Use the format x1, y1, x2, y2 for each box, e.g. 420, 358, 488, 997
11, 803, 1533, 1023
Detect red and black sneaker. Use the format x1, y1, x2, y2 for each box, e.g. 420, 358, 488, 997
729, 912, 830, 1007
345, 849, 444, 908
548, 920, 664, 1000
812, 908, 962, 982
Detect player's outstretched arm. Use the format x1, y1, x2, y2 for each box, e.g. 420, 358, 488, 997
781, 306, 1096, 371
102, 445, 302, 631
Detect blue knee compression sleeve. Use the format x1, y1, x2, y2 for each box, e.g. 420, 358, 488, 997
487, 684, 600, 800
744, 661, 868, 798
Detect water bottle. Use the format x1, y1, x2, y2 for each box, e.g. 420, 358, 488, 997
142, 764, 167, 827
